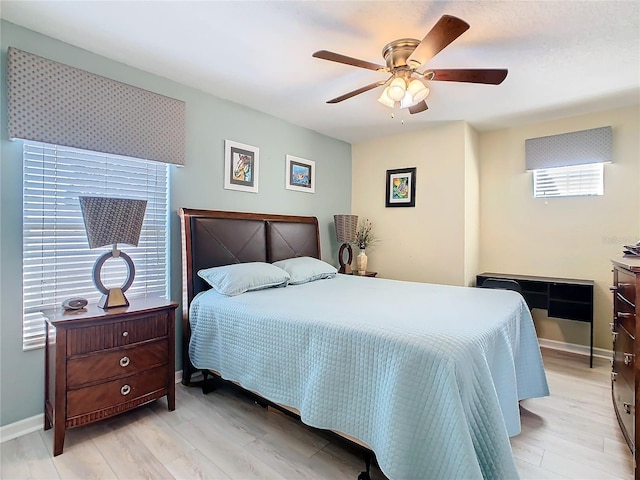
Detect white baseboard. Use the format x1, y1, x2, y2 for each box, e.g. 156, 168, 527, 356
0, 414, 44, 443
1, 370, 185, 443
538, 338, 612, 360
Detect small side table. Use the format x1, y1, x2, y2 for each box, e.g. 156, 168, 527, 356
342, 271, 378, 278
44, 297, 178, 456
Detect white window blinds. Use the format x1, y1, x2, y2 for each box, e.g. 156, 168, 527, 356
22, 141, 169, 350
532, 163, 604, 198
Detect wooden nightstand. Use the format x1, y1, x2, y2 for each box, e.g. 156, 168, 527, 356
342, 271, 378, 277
44, 297, 178, 456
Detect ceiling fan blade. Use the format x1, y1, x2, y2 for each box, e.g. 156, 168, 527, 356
313, 50, 386, 72
408, 101, 428, 114
327, 81, 386, 104
425, 69, 508, 85
407, 15, 470, 68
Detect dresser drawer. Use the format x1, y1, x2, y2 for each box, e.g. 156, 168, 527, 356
66, 313, 168, 355
613, 373, 635, 450
614, 325, 635, 388
67, 340, 168, 388
67, 365, 168, 418
615, 298, 636, 337
617, 268, 637, 306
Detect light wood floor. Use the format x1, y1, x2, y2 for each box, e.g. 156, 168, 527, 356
0, 348, 634, 479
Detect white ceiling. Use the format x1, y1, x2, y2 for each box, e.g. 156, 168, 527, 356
2, 1, 639, 144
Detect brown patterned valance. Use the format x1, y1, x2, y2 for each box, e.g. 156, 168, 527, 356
6, 47, 185, 165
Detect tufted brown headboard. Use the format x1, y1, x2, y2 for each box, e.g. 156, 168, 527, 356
178, 208, 320, 383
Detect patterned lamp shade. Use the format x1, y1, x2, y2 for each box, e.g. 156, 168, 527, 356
79, 196, 147, 248
334, 214, 358, 243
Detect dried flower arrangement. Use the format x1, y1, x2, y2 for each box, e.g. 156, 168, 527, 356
355, 218, 376, 250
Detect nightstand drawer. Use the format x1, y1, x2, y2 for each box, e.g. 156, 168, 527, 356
67, 365, 168, 418
67, 313, 168, 355
67, 340, 168, 388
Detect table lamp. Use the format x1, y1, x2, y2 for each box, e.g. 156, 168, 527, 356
334, 214, 358, 274
79, 196, 147, 309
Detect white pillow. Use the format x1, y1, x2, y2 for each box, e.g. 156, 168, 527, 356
198, 262, 290, 296
273, 256, 337, 285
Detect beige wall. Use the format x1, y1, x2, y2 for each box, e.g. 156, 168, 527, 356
479, 106, 640, 350
463, 123, 480, 286
351, 121, 473, 286
352, 106, 638, 352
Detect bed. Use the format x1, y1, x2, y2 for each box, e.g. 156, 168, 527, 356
179, 208, 549, 480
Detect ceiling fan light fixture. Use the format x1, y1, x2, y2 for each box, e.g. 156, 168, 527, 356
400, 92, 413, 108
377, 87, 395, 108
387, 77, 407, 101
400, 90, 416, 109
407, 79, 430, 103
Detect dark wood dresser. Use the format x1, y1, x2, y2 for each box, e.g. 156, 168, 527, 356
44, 297, 178, 456
611, 256, 640, 474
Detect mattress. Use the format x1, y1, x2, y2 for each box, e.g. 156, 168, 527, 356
189, 274, 549, 479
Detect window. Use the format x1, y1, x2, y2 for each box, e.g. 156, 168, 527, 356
525, 126, 611, 198
22, 142, 169, 350
533, 163, 604, 198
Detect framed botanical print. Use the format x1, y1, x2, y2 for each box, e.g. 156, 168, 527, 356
285, 155, 315, 194
385, 167, 416, 207
224, 140, 259, 193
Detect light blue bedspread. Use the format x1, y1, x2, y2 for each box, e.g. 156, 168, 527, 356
189, 275, 549, 479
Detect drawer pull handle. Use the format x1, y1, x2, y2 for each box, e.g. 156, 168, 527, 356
121, 384, 131, 396
623, 402, 632, 414
617, 312, 633, 319
119, 356, 130, 368
624, 353, 634, 366
122, 331, 129, 337
612, 372, 617, 381
617, 294, 636, 309
610, 285, 618, 292
612, 332, 619, 342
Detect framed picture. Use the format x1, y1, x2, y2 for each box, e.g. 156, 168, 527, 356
224, 140, 259, 193
385, 167, 416, 207
285, 155, 315, 193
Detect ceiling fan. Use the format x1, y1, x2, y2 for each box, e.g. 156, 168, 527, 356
312, 15, 508, 114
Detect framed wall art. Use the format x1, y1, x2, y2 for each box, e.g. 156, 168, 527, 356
224, 140, 259, 193
285, 155, 315, 193
385, 167, 416, 207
